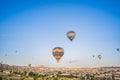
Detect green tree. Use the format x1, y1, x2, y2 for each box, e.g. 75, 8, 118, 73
29, 71, 38, 80
21, 75, 25, 80
79, 76, 85, 80
91, 77, 97, 80
53, 77, 58, 80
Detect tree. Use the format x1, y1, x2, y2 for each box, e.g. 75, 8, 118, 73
28, 71, 38, 80
53, 77, 58, 80
79, 76, 85, 80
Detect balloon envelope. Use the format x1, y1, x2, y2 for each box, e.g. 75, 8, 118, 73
52, 47, 64, 63
15, 50, 18, 53
66, 31, 76, 41
98, 55, 102, 60
116, 48, 119, 51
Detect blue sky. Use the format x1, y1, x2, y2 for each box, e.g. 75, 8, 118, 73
0, 0, 120, 68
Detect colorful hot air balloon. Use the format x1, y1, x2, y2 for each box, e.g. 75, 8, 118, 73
98, 55, 102, 60
52, 47, 64, 63
66, 30, 76, 41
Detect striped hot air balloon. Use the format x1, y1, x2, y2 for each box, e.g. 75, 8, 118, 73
52, 47, 64, 63
66, 30, 76, 41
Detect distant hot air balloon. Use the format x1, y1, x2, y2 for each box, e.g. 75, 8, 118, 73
15, 50, 18, 53
28, 64, 31, 67
98, 55, 102, 60
92, 55, 95, 58
5, 53, 7, 56
66, 30, 76, 41
52, 47, 64, 63
116, 48, 119, 51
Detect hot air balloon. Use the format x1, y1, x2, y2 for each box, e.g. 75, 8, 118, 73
52, 47, 64, 63
28, 64, 31, 67
92, 55, 95, 58
98, 55, 102, 60
15, 50, 18, 53
116, 48, 119, 51
5, 53, 7, 56
66, 30, 76, 41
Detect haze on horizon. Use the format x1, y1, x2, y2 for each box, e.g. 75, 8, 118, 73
0, 0, 120, 68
